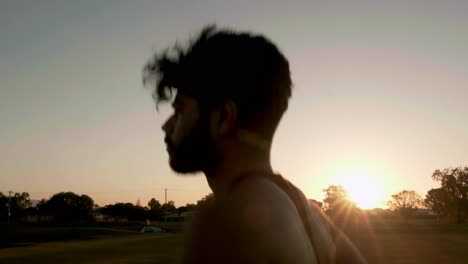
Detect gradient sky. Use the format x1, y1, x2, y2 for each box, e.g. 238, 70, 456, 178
1, 0, 467, 208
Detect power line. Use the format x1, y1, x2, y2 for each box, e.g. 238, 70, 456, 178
16, 187, 206, 194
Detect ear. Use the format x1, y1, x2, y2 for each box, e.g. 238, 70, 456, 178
212, 100, 238, 137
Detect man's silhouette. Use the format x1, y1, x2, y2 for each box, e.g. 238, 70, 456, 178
144, 25, 367, 263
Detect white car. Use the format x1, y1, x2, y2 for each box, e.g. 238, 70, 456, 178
140, 226, 165, 233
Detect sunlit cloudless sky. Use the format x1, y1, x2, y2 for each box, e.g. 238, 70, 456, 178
1, 0, 467, 208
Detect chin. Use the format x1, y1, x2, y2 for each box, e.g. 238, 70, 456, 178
169, 158, 202, 174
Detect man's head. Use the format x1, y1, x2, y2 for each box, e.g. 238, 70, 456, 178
143, 25, 292, 173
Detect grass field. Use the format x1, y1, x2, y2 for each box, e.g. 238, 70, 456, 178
0, 220, 467, 263
356, 219, 468, 264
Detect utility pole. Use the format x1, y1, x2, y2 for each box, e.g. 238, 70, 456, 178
164, 188, 167, 223
7, 191, 12, 225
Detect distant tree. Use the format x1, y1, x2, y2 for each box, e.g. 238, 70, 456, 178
36, 198, 48, 212
185, 203, 196, 211
177, 206, 187, 217
0, 192, 9, 222
425, 188, 450, 219
322, 185, 355, 213
0, 191, 32, 223
13, 192, 32, 209
144, 199, 164, 221
322, 186, 365, 245
387, 190, 422, 222
161, 201, 177, 213
431, 167, 468, 223
147, 198, 162, 210
41, 192, 95, 223
100, 202, 146, 221
196, 193, 215, 209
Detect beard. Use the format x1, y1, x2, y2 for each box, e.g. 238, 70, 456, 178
165, 116, 217, 174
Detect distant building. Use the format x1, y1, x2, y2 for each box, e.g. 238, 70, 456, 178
414, 209, 437, 217
94, 213, 105, 222
20, 215, 54, 223
30, 199, 40, 207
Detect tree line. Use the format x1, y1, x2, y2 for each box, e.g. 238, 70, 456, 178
1, 166, 466, 224
322, 166, 467, 223
0, 190, 214, 224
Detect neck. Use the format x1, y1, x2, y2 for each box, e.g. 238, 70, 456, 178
203, 145, 272, 200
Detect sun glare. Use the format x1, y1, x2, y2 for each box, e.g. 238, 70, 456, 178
335, 168, 384, 209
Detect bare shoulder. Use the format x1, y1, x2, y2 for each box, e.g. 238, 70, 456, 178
222, 176, 317, 263
226, 176, 310, 240
227, 176, 302, 226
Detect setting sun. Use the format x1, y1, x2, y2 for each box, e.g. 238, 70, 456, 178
335, 168, 385, 209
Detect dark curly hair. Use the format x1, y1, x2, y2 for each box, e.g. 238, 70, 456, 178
143, 25, 292, 141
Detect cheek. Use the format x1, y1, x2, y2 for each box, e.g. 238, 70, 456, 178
171, 115, 196, 144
